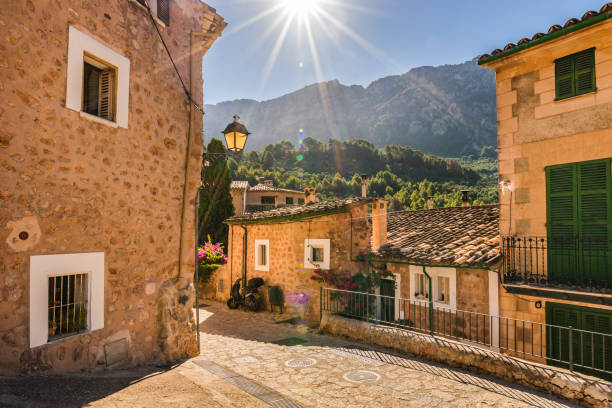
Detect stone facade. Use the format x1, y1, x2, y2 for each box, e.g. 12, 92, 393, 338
0, 0, 225, 373
213, 201, 372, 323
480, 11, 612, 374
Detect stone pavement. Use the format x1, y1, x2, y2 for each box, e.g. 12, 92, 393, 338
195, 301, 578, 408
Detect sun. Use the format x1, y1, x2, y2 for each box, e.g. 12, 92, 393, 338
280, 0, 322, 17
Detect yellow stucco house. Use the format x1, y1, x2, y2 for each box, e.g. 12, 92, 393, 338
479, 3, 612, 378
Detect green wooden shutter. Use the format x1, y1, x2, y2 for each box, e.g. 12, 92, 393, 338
547, 164, 578, 282
582, 310, 612, 374
574, 49, 596, 96
555, 56, 574, 100
547, 303, 579, 366
577, 160, 611, 283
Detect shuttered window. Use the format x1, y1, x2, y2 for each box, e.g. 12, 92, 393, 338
547, 302, 612, 380
546, 159, 611, 283
555, 48, 596, 100
157, 0, 170, 25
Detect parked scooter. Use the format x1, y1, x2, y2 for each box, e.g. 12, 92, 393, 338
227, 277, 264, 311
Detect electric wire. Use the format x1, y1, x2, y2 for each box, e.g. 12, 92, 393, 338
143, 0, 205, 114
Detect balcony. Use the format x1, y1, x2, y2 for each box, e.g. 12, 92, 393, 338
501, 236, 611, 302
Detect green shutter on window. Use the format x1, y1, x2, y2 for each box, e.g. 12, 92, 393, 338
547, 159, 612, 284
575, 49, 596, 96
547, 164, 578, 282
555, 48, 596, 100
578, 160, 612, 283
547, 303, 612, 380
555, 56, 574, 100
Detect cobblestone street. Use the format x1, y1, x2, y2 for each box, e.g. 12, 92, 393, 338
194, 301, 577, 408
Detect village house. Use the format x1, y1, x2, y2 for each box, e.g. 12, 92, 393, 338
0, 0, 225, 373
479, 3, 612, 377
212, 181, 502, 330
230, 180, 309, 216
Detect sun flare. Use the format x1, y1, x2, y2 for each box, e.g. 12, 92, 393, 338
280, 0, 322, 17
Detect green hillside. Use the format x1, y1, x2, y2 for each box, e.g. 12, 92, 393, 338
229, 138, 498, 210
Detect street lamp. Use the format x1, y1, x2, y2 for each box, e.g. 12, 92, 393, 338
195, 115, 251, 350
221, 115, 250, 154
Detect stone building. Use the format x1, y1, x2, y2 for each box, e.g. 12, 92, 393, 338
211, 192, 501, 328
217, 197, 374, 322
479, 3, 612, 377
0, 0, 225, 373
230, 180, 308, 216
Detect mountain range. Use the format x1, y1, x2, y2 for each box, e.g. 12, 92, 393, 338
204, 59, 497, 157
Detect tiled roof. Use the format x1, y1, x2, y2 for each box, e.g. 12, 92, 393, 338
226, 197, 376, 223
230, 181, 250, 190
248, 183, 304, 194
374, 205, 500, 267
479, 3, 612, 65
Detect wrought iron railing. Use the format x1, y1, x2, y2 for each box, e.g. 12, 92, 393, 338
320, 287, 612, 379
501, 236, 611, 292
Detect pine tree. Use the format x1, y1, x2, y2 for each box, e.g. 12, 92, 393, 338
198, 138, 234, 248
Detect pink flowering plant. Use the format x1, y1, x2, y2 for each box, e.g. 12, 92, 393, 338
197, 236, 228, 285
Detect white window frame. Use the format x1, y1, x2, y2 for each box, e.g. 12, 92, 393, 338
409, 265, 456, 310
254, 239, 269, 271
304, 238, 330, 270
30, 252, 104, 348
66, 26, 130, 128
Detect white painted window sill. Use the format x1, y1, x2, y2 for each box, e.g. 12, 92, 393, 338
79, 111, 119, 128
254, 265, 269, 272
46, 329, 92, 345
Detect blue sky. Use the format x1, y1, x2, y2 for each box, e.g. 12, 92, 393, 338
203, 0, 604, 104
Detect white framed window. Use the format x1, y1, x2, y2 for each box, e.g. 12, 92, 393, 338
66, 26, 130, 128
409, 265, 456, 310
30, 252, 104, 348
254, 239, 269, 271
436, 276, 450, 305
304, 239, 330, 270
414, 273, 429, 299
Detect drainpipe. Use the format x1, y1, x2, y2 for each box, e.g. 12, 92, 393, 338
422, 265, 433, 334
240, 225, 247, 292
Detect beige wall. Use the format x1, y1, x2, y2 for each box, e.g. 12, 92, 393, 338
214, 204, 370, 323
230, 189, 246, 216
245, 190, 306, 206
484, 19, 612, 236
0, 0, 224, 374
483, 22, 612, 362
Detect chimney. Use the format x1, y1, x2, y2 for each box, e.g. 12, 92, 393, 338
427, 196, 434, 210
372, 199, 388, 250
304, 186, 317, 204
263, 179, 274, 187
360, 174, 368, 198
461, 190, 470, 207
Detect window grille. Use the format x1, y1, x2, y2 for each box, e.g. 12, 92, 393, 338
48, 273, 88, 340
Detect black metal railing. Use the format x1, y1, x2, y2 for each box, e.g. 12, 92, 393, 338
320, 287, 612, 380
501, 236, 611, 292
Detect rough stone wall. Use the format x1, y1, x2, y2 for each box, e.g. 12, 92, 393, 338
456, 268, 488, 313
214, 203, 371, 323
321, 314, 612, 407
230, 189, 245, 216
0, 0, 224, 374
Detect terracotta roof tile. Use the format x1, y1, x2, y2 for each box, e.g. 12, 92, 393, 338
373, 205, 500, 267
226, 196, 375, 223
479, 3, 612, 64
230, 180, 250, 190
248, 183, 303, 194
